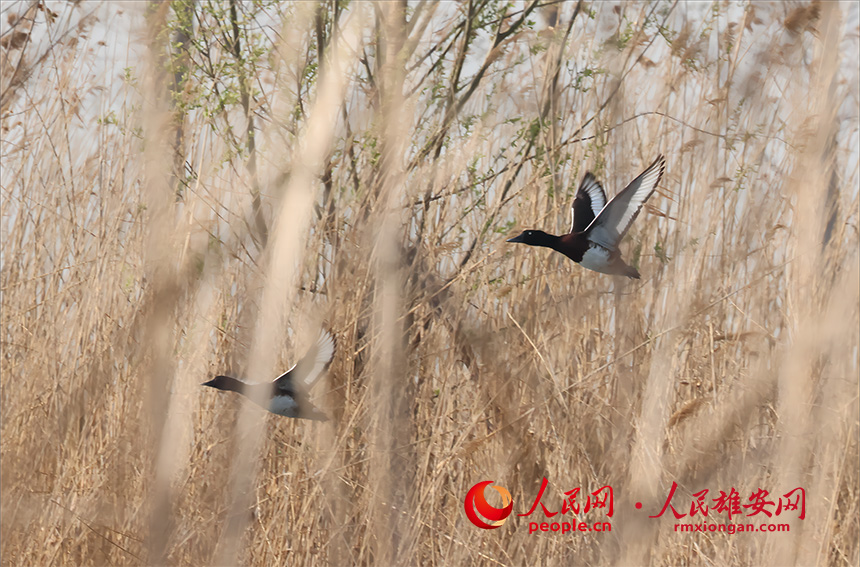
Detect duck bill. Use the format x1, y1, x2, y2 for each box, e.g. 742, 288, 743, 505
507, 233, 526, 243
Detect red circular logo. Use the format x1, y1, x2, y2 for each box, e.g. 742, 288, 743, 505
464, 481, 514, 529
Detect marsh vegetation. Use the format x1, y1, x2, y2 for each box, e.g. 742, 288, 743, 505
2, 1, 858, 565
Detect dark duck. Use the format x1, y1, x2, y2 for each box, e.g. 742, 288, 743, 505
202, 330, 335, 421
507, 155, 666, 279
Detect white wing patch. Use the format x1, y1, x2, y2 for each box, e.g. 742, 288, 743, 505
298, 329, 335, 388
581, 175, 607, 218
273, 329, 335, 390
571, 174, 607, 233
585, 155, 665, 250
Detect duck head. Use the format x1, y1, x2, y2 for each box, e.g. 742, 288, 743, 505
202, 375, 244, 393
507, 230, 558, 248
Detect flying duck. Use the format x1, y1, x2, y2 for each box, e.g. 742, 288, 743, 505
202, 330, 335, 421
507, 155, 666, 279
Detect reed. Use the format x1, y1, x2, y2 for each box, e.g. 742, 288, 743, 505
1, 1, 857, 565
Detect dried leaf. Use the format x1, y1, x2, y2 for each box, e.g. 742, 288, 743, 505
668, 397, 707, 427
784, 3, 820, 36
682, 139, 704, 152
0, 30, 29, 50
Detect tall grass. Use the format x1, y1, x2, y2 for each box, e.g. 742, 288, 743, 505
2, 1, 858, 565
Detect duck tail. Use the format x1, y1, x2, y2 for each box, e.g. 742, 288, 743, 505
624, 264, 641, 279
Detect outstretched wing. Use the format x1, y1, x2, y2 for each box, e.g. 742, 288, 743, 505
274, 329, 335, 393
585, 155, 665, 250
571, 173, 607, 234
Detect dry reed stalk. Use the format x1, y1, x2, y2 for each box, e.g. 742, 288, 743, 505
0, 2, 858, 566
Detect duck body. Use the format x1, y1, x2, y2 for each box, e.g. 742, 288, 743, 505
507, 230, 639, 278
508, 155, 666, 279
202, 330, 334, 421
